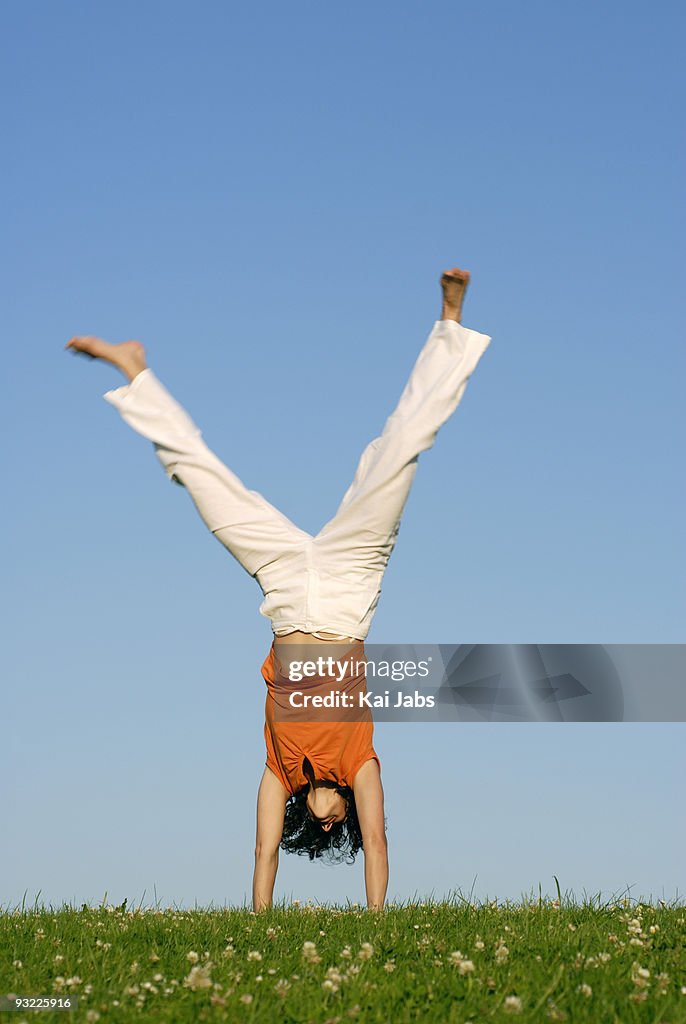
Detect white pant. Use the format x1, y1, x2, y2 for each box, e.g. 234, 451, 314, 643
103, 319, 492, 640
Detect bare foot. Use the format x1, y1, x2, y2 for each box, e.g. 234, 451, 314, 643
440, 267, 470, 322
65, 336, 148, 383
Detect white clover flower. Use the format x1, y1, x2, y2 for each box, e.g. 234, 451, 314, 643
384, 961, 396, 972
358, 942, 374, 961
449, 951, 465, 966
302, 941, 321, 964
186, 951, 199, 963
341, 946, 352, 959
322, 978, 339, 993
239, 993, 253, 1004
632, 963, 651, 985
275, 978, 291, 998
183, 964, 213, 991
247, 951, 262, 962
504, 994, 523, 1013
577, 983, 593, 997
85, 1012, 101, 1022
458, 959, 475, 975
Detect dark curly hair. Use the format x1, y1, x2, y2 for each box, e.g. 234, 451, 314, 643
279, 780, 363, 864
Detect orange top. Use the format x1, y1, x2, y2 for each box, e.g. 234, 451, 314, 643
261, 640, 381, 796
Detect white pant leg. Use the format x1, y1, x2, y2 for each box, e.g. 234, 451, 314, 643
103, 368, 310, 579
315, 319, 492, 570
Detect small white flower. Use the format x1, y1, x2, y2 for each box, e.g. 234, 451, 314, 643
183, 964, 213, 991
186, 951, 199, 963
578, 983, 593, 997
302, 941, 321, 964
239, 993, 253, 1004
503, 994, 523, 1013
247, 950, 262, 962
358, 942, 374, 961
275, 978, 291, 997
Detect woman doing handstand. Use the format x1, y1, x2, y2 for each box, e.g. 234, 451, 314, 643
65, 268, 492, 911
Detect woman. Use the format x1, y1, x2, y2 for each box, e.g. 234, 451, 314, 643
65, 268, 492, 911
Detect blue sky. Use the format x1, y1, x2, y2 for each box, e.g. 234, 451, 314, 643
2, 0, 684, 910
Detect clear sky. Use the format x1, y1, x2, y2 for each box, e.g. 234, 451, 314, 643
2, 0, 684, 910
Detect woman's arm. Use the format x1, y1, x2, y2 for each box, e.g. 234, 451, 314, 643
353, 759, 388, 910
252, 767, 289, 912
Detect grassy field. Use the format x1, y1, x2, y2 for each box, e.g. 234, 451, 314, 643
1, 894, 684, 1023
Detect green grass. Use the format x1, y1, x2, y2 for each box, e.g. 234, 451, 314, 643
1, 893, 685, 1023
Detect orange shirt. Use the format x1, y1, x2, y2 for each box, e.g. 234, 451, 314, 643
261, 640, 381, 796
